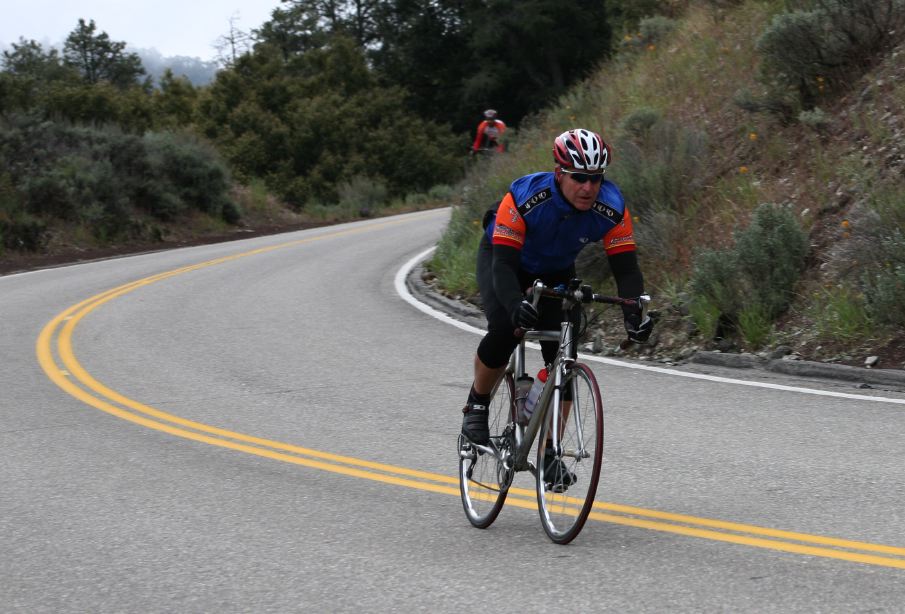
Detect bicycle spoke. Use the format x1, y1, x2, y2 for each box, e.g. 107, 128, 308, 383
459, 374, 515, 528
536, 363, 603, 544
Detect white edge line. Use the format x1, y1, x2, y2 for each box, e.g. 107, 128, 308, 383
395, 246, 905, 406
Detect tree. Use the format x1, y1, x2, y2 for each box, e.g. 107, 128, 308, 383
62, 19, 146, 88
2, 38, 75, 81
369, 0, 475, 131
264, 0, 383, 50
1, 38, 78, 113
256, 1, 341, 58
464, 0, 612, 122
260, 0, 615, 132
199, 35, 460, 206
214, 13, 254, 68
152, 69, 198, 128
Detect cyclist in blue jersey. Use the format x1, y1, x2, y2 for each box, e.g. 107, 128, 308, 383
461, 128, 653, 450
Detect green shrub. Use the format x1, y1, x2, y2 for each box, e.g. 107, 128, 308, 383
619, 107, 661, 139
857, 183, 905, 328
431, 206, 484, 297
144, 131, 236, 222
336, 175, 388, 217
0, 213, 47, 251
690, 248, 745, 321
737, 303, 772, 348
688, 294, 722, 341
428, 184, 454, 201
798, 107, 830, 131
21, 170, 78, 220
0, 114, 240, 248
733, 203, 810, 318
618, 15, 677, 52
689, 203, 809, 344
866, 183, 905, 231
639, 16, 678, 44
810, 285, 873, 341
866, 264, 905, 328
755, 0, 905, 111
861, 230, 905, 329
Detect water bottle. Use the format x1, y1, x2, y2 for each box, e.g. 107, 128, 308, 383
521, 368, 548, 424
515, 375, 533, 425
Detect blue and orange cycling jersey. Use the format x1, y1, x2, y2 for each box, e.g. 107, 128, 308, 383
485, 172, 636, 275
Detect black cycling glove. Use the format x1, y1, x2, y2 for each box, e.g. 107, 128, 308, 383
511, 299, 539, 329
624, 310, 654, 343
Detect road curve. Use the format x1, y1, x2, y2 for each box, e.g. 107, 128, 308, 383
3, 209, 905, 613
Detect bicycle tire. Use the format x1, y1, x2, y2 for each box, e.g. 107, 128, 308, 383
535, 362, 603, 544
458, 372, 515, 529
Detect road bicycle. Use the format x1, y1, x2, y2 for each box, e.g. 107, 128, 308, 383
457, 278, 649, 544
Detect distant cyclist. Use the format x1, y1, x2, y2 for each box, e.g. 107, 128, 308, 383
470, 109, 507, 155
461, 128, 654, 456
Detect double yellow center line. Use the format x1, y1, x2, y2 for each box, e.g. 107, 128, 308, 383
35, 224, 905, 569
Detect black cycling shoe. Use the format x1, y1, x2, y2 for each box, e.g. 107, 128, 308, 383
543, 447, 577, 492
461, 402, 490, 445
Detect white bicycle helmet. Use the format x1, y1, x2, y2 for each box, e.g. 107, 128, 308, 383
483, 109, 498, 120
552, 128, 610, 171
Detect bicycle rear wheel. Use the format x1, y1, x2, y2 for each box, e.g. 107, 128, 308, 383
458, 373, 515, 528
536, 362, 603, 544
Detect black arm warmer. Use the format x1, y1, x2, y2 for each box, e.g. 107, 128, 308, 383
607, 251, 645, 317
491, 244, 526, 316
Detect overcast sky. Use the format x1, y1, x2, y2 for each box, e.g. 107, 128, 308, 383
1, 0, 283, 60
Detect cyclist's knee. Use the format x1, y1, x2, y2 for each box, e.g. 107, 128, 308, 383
478, 332, 518, 369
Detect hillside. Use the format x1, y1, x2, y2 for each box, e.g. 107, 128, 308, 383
429, 1, 905, 372
634, 3, 905, 370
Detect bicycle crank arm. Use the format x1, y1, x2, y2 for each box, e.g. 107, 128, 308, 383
562, 448, 590, 459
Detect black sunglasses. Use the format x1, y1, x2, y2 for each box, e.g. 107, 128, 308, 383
560, 168, 605, 184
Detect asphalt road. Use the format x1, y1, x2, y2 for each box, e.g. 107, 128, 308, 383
3, 208, 905, 613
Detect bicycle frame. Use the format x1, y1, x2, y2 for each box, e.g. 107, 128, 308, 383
471, 288, 584, 479
510, 326, 572, 472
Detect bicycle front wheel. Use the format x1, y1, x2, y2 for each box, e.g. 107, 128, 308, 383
536, 362, 603, 544
458, 373, 515, 529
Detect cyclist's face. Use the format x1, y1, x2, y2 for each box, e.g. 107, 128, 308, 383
558, 169, 602, 211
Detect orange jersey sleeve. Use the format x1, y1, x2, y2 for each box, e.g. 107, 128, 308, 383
472, 121, 489, 151
491, 193, 526, 249
602, 206, 636, 255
